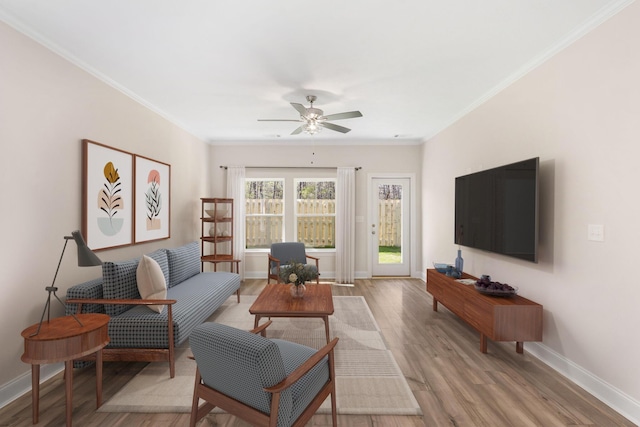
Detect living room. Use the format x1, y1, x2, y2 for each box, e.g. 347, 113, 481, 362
1, 1, 639, 426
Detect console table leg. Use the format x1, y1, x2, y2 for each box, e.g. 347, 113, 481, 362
516, 342, 524, 354
432, 298, 438, 312
479, 334, 487, 353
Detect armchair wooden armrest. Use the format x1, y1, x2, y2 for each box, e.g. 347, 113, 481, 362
305, 255, 320, 283
267, 254, 281, 263
267, 254, 282, 284
268, 254, 281, 271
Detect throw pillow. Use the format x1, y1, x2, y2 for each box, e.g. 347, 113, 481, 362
136, 255, 167, 313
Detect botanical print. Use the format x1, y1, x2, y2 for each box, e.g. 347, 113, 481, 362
83, 140, 133, 250
145, 169, 162, 230
134, 155, 170, 243
97, 161, 124, 236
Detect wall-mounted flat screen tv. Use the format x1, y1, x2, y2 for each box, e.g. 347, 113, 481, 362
455, 157, 539, 263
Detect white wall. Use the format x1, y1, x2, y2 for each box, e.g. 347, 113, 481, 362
422, 2, 640, 423
0, 21, 210, 404
208, 144, 423, 278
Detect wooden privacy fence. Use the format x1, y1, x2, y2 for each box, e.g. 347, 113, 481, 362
378, 199, 401, 246
245, 199, 401, 248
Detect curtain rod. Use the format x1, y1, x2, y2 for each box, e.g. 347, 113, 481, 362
220, 166, 361, 171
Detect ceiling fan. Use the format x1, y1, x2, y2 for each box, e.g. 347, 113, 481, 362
258, 95, 363, 135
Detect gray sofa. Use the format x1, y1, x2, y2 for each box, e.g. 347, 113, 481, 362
65, 241, 240, 378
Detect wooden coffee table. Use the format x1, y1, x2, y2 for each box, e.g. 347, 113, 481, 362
250, 283, 334, 343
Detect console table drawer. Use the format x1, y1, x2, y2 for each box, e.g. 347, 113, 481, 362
464, 298, 494, 336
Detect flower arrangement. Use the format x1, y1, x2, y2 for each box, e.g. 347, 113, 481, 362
279, 261, 318, 286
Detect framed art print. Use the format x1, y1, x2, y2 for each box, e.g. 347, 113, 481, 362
134, 155, 170, 243
83, 139, 134, 250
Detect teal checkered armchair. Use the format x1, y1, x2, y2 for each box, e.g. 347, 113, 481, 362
189, 321, 337, 427
268, 242, 320, 285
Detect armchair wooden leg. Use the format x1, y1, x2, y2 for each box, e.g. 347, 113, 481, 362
190, 369, 201, 427
330, 387, 337, 427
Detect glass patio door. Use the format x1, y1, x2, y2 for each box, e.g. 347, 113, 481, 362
371, 177, 410, 276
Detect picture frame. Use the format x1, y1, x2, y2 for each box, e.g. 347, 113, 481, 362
83, 139, 134, 251
134, 155, 171, 243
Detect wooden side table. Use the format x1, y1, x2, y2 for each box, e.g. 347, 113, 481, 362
21, 314, 110, 427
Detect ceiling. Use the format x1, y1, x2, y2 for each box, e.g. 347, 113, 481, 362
0, 0, 630, 145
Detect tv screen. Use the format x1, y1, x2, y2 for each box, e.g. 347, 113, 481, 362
455, 157, 539, 263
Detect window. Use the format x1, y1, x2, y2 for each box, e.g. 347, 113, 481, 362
245, 179, 284, 249
295, 179, 336, 248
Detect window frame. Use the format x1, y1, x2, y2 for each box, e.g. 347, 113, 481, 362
244, 178, 285, 250
293, 178, 337, 249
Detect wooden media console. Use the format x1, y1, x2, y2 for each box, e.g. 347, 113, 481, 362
426, 269, 542, 353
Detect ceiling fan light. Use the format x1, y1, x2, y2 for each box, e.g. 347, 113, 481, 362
303, 120, 322, 135
306, 107, 323, 119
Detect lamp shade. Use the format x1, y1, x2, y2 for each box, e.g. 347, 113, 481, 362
71, 230, 102, 266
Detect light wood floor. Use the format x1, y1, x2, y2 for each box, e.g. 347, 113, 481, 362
2, 278, 635, 426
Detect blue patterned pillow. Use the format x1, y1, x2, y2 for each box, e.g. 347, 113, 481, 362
166, 242, 200, 288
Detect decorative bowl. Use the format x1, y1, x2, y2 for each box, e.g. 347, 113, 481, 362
205, 209, 227, 219
433, 263, 451, 274
474, 284, 518, 297
208, 227, 229, 237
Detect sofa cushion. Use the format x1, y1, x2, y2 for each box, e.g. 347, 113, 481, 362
65, 277, 105, 315
136, 255, 167, 313
105, 271, 240, 348
146, 248, 170, 285
102, 258, 140, 316
166, 242, 200, 288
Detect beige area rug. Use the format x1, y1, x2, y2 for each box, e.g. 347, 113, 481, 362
98, 295, 422, 416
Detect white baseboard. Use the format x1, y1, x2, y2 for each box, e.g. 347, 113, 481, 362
0, 363, 63, 410
526, 342, 639, 425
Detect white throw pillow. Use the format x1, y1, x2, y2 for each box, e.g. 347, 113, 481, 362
136, 255, 167, 313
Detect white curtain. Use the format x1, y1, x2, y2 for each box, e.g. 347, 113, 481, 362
335, 167, 356, 283
226, 166, 246, 280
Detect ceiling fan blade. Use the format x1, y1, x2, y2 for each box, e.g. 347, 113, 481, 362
258, 119, 302, 122
320, 122, 351, 133
291, 126, 304, 135
321, 111, 363, 121
290, 103, 308, 115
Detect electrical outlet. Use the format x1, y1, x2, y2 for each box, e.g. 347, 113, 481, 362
587, 224, 604, 242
